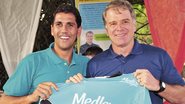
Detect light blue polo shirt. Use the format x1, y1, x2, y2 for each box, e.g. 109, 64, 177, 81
40, 74, 151, 104
3, 43, 89, 96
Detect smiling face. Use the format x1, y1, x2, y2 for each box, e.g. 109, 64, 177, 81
86, 32, 93, 44
51, 12, 81, 52
104, 7, 136, 50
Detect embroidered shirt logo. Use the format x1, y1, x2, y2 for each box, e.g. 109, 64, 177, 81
120, 77, 138, 87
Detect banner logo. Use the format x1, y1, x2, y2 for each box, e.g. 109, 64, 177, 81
72, 93, 111, 104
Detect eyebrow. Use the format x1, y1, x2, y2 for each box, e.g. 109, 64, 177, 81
54, 21, 76, 25
122, 18, 130, 21
108, 18, 130, 23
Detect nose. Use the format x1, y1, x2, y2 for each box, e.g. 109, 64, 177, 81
116, 23, 124, 31
61, 25, 68, 32
116, 23, 127, 32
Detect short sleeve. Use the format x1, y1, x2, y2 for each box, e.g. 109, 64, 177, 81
3, 55, 34, 96
161, 51, 185, 85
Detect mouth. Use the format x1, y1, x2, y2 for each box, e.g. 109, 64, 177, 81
60, 36, 70, 40
115, 33, 127, 37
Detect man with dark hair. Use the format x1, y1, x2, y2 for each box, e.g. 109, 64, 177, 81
0, 4, 88, 104
80, 31, 100, 54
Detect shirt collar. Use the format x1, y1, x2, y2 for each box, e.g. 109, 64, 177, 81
130, 40, 143, 55
107, 40, 143, 59
108, 46, 119, 59
47, 43, 76, 65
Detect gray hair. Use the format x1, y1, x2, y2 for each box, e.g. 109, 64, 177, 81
102, 0, 136, 25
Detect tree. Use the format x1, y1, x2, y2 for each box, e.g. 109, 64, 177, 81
134, 4, 152, 44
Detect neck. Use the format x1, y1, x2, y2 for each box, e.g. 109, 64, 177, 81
87, 42, 92, 45
112, 41, 134, 57
53, 47, 73, 64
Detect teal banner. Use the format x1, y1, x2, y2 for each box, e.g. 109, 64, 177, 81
40, 74, 151, 104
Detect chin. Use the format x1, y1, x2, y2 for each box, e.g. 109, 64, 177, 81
116, 42, 128, 47
60, 45, 73, 51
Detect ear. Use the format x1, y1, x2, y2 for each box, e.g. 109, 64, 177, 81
77, 26, 82, 37
133, 19, 136, 32
51, 25, 54, 36
105, 25, 109, 37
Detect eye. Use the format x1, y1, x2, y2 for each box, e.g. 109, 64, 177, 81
109, 22, 117, 27
55, 22, 62, 27
67, 23, 74, 27
110, 22, 116, 26
66, 22, 76, 29
122, 20, 130, 25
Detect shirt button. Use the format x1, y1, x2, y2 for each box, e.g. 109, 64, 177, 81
64, 63, 67, 65
67, 71, 70, 74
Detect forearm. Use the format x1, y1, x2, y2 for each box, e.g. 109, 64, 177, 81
159, 84, 185, 104
0, 93, 33, 104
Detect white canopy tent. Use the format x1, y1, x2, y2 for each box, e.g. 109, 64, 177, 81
0, 0, 43, 76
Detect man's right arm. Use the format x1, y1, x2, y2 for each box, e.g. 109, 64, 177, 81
0, 93, 33, 104
0, 82, 58, 104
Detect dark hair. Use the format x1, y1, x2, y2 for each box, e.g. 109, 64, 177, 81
52, 4, 82, 28
83, 46, 103, 56
102, 0, 135, 25
86, 31, 94, 36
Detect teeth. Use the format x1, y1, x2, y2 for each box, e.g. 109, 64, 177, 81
116, 34, 126, 37
60, 36, 69, 39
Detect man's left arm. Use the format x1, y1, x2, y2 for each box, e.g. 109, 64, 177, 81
134, 69, 185, 104
159, 84, 185, 103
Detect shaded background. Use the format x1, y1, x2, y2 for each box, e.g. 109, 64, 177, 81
0, 0, 146, 90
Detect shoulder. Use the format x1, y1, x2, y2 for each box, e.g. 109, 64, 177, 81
139, 44, 172, 66
74, 53, 89, 63
140, 44, 168, 55
25, 49, 48, 60
92, 43, 100, 47
80, 44, 87, 48
20, 49, 49, 65
89, 49, 109, 63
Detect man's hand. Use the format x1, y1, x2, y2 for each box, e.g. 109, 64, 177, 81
66, 73, 83, 83
27, 82, 58, 103
134, 69, 160, 91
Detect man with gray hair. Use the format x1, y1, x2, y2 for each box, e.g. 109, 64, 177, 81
85, 0, 185, 104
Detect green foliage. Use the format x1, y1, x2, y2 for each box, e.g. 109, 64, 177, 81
33, 0, 152, 52
133, 4, 152, 44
